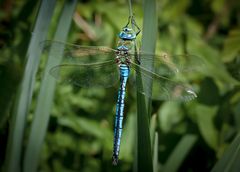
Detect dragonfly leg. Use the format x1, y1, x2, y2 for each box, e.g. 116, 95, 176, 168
124, 16, 131, 28
125, 54, 132, 66
124, 15, 141, 36
135, 54, 141, 65
131, 17, 141, 36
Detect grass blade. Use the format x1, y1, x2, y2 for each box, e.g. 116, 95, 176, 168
136, 91, 152, 172
23, 1, 77, 172
163, 134, 198, 172
153, 132, 159, 172
211, 133, 240, 172
150, 114, 157, 148
135, 0, 157, 171
4, 1, 56, 172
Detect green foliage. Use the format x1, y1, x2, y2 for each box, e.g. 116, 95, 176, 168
3, 1, 56, 172
135, 0, 157, 171
222, 29, 240, 62
162, 134, 197, 172
211, 133, 240, 172
0, 0, 240, 172
23, 1, 77, 172
153, 132, 159, 172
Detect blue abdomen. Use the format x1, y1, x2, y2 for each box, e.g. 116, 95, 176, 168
112, 64, 130, 165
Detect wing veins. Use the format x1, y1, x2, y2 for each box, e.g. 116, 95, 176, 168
130, 61, 177, 82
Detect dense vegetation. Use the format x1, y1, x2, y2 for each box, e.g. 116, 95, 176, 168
0, 0, 240, 172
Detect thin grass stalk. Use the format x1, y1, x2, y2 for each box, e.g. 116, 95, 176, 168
135, 0, 157, 171
150, 114, 157, 148
153, 132, 159, 172
4, 1, 56, 172
23, 1, 77, 172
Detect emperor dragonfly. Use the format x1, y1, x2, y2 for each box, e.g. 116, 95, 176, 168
42, 16, 203, 165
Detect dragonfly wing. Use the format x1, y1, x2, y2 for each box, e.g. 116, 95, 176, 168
131, 61, 197, 101
50, 60, 119, 88
41, 40, 119, 87
40, 40, 116, 63
130, 52, 204, 75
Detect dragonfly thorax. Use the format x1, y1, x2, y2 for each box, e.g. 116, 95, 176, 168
117, 39, 133, 51
115, 50, 131, 65
115, 38, 134, 66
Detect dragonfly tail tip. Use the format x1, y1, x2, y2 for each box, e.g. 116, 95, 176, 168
112, 155, 119, 166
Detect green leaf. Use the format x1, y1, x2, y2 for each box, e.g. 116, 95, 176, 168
58, 116, 111, 139
222, 29, 240, 62
135, 0, 157, 171
187, 29, 239, 85
211, 133, 240, 172
195, 104, 218, 150
153, 132, 159, 172
158, 102, 183, 133
198, 77, 220, 106
4, 1, 56, 172
150, 114, 157, 148
23, 1, 77, 172
161, 0, 191, 21
163, 134, 198, 172
233, 102, 240, 130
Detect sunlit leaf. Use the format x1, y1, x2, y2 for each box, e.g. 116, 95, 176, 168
222, 29, 240, 62
195, 104, 218, 150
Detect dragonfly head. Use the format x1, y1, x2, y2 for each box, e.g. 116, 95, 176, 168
119, 27, 136, 40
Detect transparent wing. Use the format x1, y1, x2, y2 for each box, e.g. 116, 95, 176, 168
40, 40, 117, 63
41, 40, 119, 87
130, 52, 205, 76
50, 60, 119, 88
130, 61, 197, 102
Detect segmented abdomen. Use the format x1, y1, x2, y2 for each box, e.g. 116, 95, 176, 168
112, 64, 130, 165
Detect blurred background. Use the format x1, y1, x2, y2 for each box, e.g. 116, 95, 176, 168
0, 0, 240, 172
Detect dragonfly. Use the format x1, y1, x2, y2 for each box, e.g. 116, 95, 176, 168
42, 16, 203, 165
